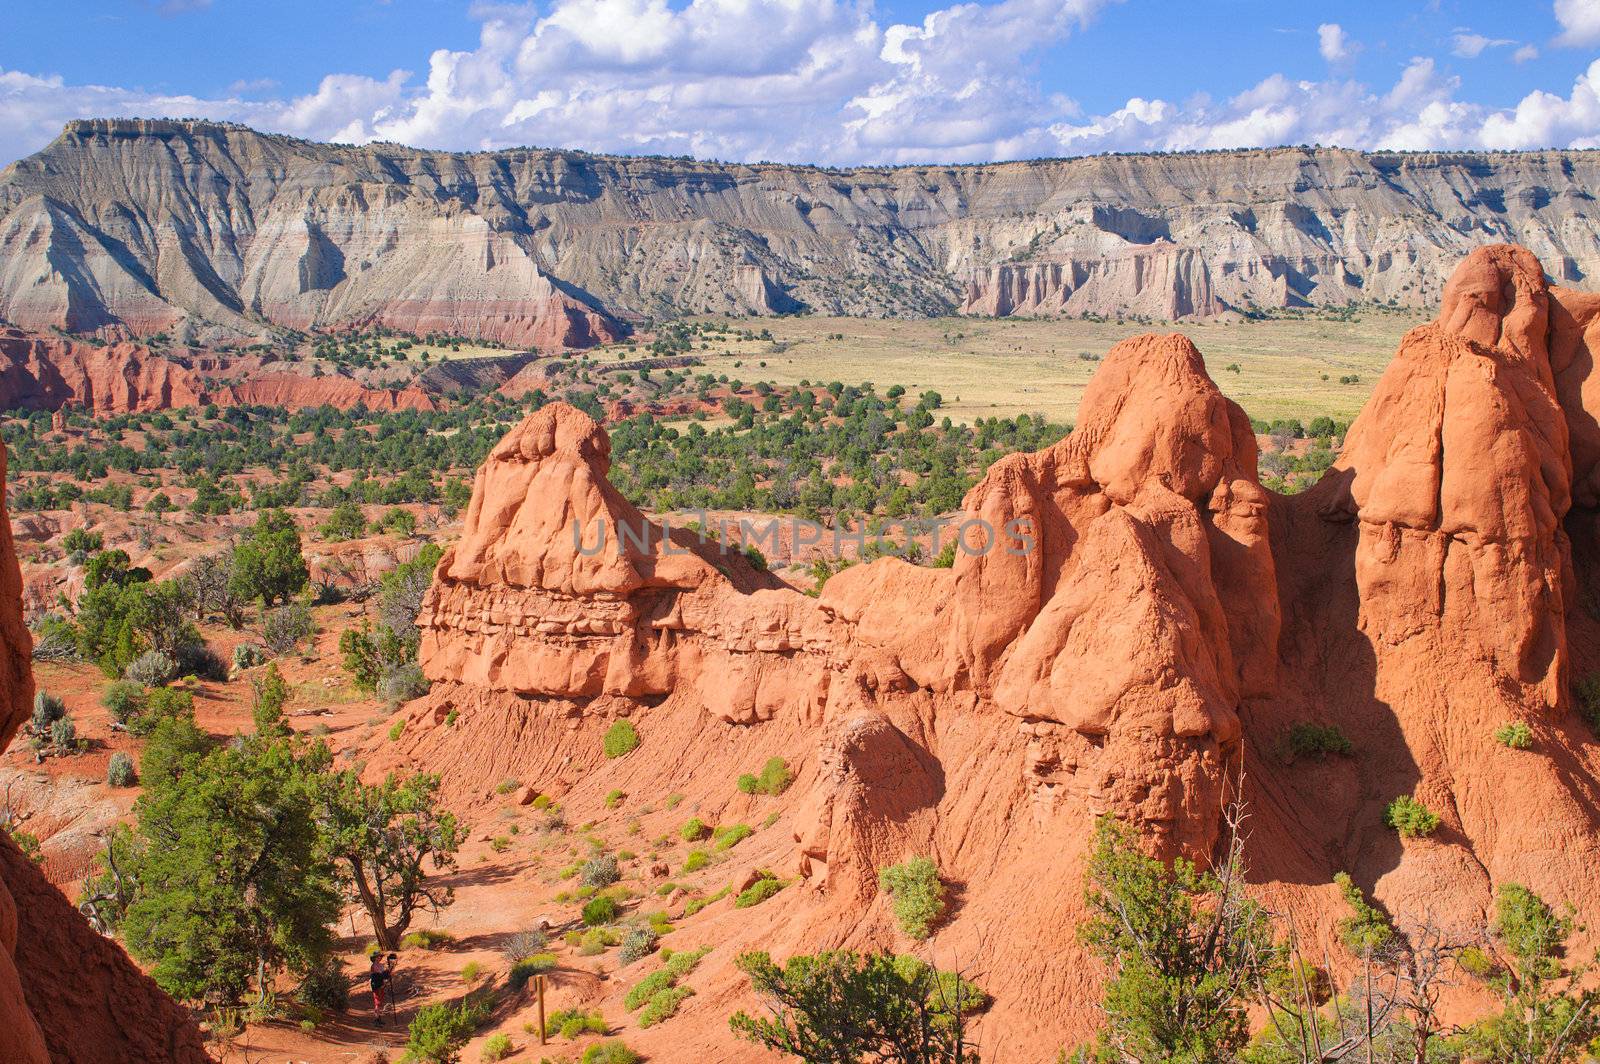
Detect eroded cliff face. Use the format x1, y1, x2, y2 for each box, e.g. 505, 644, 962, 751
8, 120, 1600, 341
397, 244, 1600, 1056
0, 437, 211, 1063
0, 327, 438, 413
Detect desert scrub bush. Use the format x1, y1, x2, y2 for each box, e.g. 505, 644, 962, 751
583, 894, 620, 926
665, 793, 684, 809
107, 751, 137, 787
124, 650, 178, 687
500, 929, 549, 963
625, 946, 711, 1012
736, 756, 793, 796
603, 719, 639, 758
460, 961, 483, 983
639, 985, 693, 1027
879, 856, 946, 938
762, 811, 780, 829
404, 996, 490, 1064
493, 777, 518, 795
101, 680, 144, 725
480, 1033, 513, 1062
679, 817, 710, 842
1575, 673, 1600, 732
400, 929, 454, 950
508, 953, 558, 990
1334, 871, 1393, 954
606, 788, 625, 808
684, 887, 730, 916
735, 873, 787, 908
49, 715, 80, 753
262, 601, 316, 655
297, 961, 348, 1012
619, 927, 659, 966
378, 663, 429, 706
713, 824, 752, 852
30, 690, 64, 732
532, 794, 552, 810
231, 642, 268, 670
548, 1008, 607, 1039
1495, 721, 1534, 749
682, 849, 710, 873
387, 719, 407, 741
489, 836, 511, 854
1286, 722, 1353, 761
1384, 795, 1441, 838
580, 1041, 640, 1064
581, 853, 621, 888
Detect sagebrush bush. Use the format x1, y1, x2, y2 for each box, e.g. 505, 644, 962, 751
639, 985, 693, 1027
107, 751, 137, 787
378, 663, 429, 706
1384, 795, 1441, 838
231, 643, 268, 670
500, 929, 549, 963
619, 927, 658, 966
404, 997, 489, 1064
123, 650, 178, 687
581, 1040, 640, 1064
49, 715, 78, 752
682, 849, 709, 873
480, 1033, 513, 1062
31, 690, 64, 732
101, 680, 145, 725
879, 856, 946, 938
581, 853, 621, 888
603, 719, 640, 758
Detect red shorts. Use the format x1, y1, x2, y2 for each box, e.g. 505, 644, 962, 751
372, 987, 386, 1010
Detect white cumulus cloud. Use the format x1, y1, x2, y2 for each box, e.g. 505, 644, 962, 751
1318, 23, 1358, 63
1555, 0, 1600, 47
3, 3, 1600, 168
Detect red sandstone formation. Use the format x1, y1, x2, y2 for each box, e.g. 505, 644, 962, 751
393, 244, 1600, 1056
0, 327, 437, 413
0, 439, 210, 1063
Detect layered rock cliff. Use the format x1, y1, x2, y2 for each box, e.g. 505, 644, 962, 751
0, 437, 211, 1063
7, 120, 1600, 341
394, 244, 1600, 1057
0, 327, 437, 413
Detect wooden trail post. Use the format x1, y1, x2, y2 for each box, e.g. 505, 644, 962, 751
537, 974, 547, 1045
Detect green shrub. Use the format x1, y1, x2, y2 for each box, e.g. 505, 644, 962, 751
625, 970, 676, 1011
508, 953, 558, 990
606, 788, 625, 808
388, 719, 406, 741
460, 961, 482, 983
580, 1040, 639, 1064
735, 874, 786, 908
603, 719, 639, 758
1334, 871, 1393, 954
737, 773, 759, 794
713, 824, 752, 852
50, 715, 79, 752
578, 929, 609, 956
1384, 795, 1441, 838
101, 680, 145, 725
879, 856, 946, 937
532, 794, 552, 810
680, 817, 710, 841
400, 929, 454, 950
682, 849, 709, 872
581, 853, 620, 888
494, 778, 518, 795
547, 1008, 607, 1039
756, 756, 792, 795
31, 690, 64, 732
297, 961, 348, 1013
107, 751, 137, 787
1495, 721, 1534, 749
1287, 723, 1353, 761
404, 996, 490, 1064
1575, 673, 1600, 733
684, 887, 729, 915
583, 895, 619, 926
639, 985, 693, 1027
665, 793, 684, 809
480, 1033, 513, 1062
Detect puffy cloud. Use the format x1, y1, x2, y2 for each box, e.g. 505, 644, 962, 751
1318, 23, 1358, 64
3, 2, 1600, 167
1555, 0, 1600, 47
1514, 44, 1541, 63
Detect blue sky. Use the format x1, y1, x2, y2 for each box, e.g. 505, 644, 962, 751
2, 0, 1598, 166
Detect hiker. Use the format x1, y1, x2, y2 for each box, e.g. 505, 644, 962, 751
369, 953, 390, 1024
